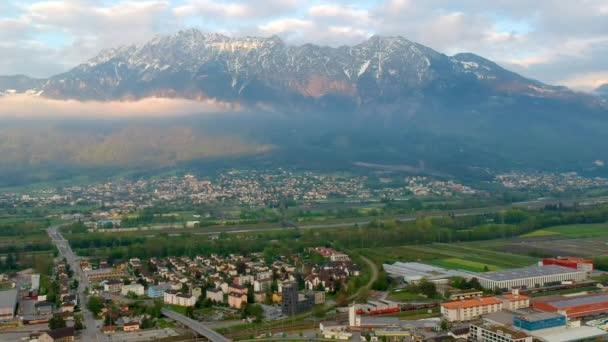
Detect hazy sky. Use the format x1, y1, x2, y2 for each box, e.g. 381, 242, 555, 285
1, 0, 607, 90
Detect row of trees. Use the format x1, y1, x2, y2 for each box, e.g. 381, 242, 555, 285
66, 204, 608, 263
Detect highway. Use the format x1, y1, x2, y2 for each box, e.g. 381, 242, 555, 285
161, 308, 231, 342
47, 226, 101, 342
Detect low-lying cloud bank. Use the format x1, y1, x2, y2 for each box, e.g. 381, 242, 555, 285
0, 93, 240, 119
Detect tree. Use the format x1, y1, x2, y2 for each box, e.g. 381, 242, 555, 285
372, 271, 390, 291
48, 315, 67, 330
74, 315, 84, 330
87, 296, 104, 316
469, 278, 482, 291
418, 279, 437, 298
185, 306, 195, 318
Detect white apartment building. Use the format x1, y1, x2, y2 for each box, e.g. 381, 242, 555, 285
164, 290, 196, 307
441, 297, 503, 322
121, 283, 145, 296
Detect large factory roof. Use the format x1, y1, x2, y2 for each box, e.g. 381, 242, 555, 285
540, 294, 608, 309
476, 265, 582, 282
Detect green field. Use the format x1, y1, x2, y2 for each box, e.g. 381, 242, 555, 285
358, 241, 538, 272
522, 224, 608, 238
430, 258, 501, 272
521, 230, 562, 238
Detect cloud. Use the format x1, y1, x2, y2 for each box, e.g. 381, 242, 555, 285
0, 94, 239, 119
558, 72, 608, 91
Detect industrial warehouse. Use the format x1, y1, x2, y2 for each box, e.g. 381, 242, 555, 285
533, 293, 608, 319
474, 265, 588, 290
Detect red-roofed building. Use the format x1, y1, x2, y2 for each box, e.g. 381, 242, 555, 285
532, 293, 608, 319
542, 257, 593, 273
499, 290, 531, 311
441, 297, 503, 322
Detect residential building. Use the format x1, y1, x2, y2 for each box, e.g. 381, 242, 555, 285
39, 327, 75, 342
103, 279, 123, 293
120, 283, 145, 296
192, 287, 202, 299
254, 278, 272, 292
206, 288, 224, 303
470, 323, 533, 342
123, 321, 140, 332
164, 290, 196, 307
441, 297, 503, 322
85, 268, 126, 282
281, 282, 314, 316
228, 284, 248, 295
498, 290, 530, 311
228, 293, 247, 309
147, 283, 171, 298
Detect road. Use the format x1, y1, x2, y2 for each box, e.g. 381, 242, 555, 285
48, 226, 101, 342
187, 195, 608, 236
161, 308, 231, 342
348, 255, 378, 302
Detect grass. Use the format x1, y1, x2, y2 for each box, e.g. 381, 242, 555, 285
429, 258, 500, 273
357, 240, 538, 272
542, 224, 608, 238
163, 304, 188, 315
521, 230, 562, 238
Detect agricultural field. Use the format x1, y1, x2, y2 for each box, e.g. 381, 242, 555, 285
429, 258, 501, 273
357, 241, 538, 273
521, 224, 608, 238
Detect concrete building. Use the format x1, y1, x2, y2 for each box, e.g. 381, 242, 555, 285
228, 284, 248, 295
103, 279, 123, 293
281, 282, 314, 316
85, 268, 126, 282
120, 283, 145, 296
123, 321, 140, 332
206, 288, 224, 303
470, 323, 533, 342
147, 283, 171, 298
0, 289, 18, 321
228, 293, 247, 309
39, 327, 75, 342
163, 290, 196, 307
512, 311, 567, 332
475, 265, 587, 290
441, 297, 503, 322
542, 257, 594, 273
498, 290, 530, 311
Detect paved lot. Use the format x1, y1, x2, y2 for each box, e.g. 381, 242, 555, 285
105, 328, 179, 342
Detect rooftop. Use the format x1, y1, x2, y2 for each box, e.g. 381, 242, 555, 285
514, 309, 564, 321
501, 293, 531, 301
534, 326, 607, 342
441, 297, 502, 310
477, 265, 583, 282
538, 293, 608, 309
0, 289, 18, 309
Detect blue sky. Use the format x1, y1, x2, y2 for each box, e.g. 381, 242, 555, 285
1, 0, 607, 90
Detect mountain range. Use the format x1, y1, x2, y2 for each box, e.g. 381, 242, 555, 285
1, 30, 604, 109
0, 30, 607, 185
